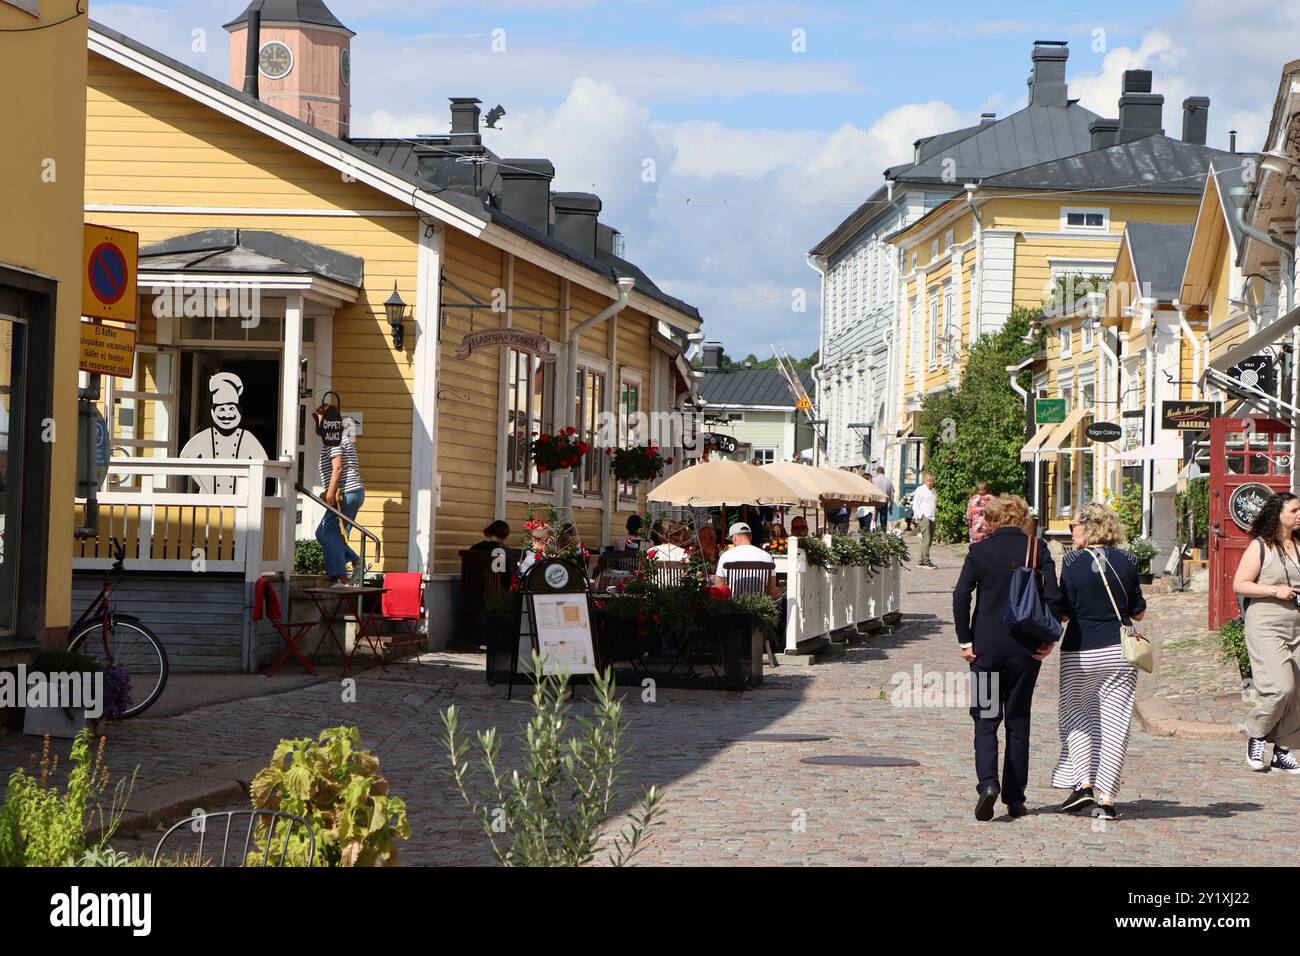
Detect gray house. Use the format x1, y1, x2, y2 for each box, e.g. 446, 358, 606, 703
697, 346, 815, 464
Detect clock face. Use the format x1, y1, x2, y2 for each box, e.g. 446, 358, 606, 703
258, 41, 293, 80
340, 48, 351, 86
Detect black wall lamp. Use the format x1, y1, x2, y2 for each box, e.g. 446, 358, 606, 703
384, 283, 408, 349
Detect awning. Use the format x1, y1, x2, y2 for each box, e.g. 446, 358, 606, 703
1111, 438, 1185, 461
1207, 304, 1300, 376
1021, 408, 1091, 462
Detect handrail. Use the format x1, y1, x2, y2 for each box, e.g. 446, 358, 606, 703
296, 482, 382, 569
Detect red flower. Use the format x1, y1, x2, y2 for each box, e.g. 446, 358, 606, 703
566, 426, 576, 435
579, 442, 589, 453
666, 457, 674, 465
540, 433, 549, 441
538, 464, 548, 473
707, 584, 732, 600
605, 448, 612, 455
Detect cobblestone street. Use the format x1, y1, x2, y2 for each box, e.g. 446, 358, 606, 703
4, 543, 1295, 866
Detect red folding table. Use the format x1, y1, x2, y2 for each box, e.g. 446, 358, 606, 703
304, 586, 390, 674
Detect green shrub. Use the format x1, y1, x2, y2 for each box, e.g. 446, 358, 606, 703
0, 732, 135, 867
294, 538, 326, 575
1218, 617, 1251, 678
1114, 482, 1144, 543
249, 725, 410, 867
1178, 476, 1209, 546
440, 657, 664, 867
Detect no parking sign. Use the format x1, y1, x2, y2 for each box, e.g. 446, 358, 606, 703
82, 224, 138, 323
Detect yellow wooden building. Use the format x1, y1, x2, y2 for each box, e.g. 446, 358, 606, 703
79, 9, 702, 669
0, 0, 87, 656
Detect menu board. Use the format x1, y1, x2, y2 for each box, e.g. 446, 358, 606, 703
530, 593, 597, 676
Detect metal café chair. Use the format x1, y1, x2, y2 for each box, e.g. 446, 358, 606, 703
725, 561, 780, 668
458, 548, 504, 649
152, 809, 315, 867
653, 560, 686, 588
597, 549, 643, 575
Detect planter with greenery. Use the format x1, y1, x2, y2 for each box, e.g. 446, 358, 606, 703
19, 650, 123, 736
608, 444, 673, 484
1128, 536, 1159, 582
1217, 617, 1252, 684
530, 427, 588, 474
440, 658, 664, 866
249, 725, 410, 866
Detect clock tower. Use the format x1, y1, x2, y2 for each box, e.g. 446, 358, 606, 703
225, 0, 354, 138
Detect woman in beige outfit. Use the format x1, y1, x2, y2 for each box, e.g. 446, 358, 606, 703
1233, 492, 1300, 774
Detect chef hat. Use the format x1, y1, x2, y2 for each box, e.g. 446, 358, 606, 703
209, 372, 244, 407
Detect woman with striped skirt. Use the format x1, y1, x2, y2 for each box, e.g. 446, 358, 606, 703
1052, 503, 1147, 821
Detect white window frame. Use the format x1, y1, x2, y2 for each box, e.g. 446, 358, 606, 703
942, 283, 955, 361
1061, 206, 1109, 232
1082, 319, 1095, 351
927, 293, 939, 369
943, 228, 954, 252
1059, 325, 1073, 359
930, 238, 939, 260
752, 446, 777, 465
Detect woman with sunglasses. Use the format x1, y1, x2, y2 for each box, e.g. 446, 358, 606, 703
1233, 492, 1300, 775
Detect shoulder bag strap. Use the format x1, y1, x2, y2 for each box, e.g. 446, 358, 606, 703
1090, 547, 1126, 625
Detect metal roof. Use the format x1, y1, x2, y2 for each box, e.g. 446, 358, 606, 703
1125, 222, 1195, 301
809, 184, 894, 258
698, 369, 814, 409
223, 0, 353, 34
1213, 161, 1251, 248
977, 134, 1235, 194
139, 229, 364, 286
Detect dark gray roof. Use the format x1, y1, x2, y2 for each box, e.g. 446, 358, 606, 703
139, 229, 364, 287
699, 369, 814, 409
809, 184, 892, 258
1125, 222, 1194, 301
886, 102, 1099, 184
88, 21, 701, 325
224, 0, 353, 34
1212, 161, 1251, 248
977, 134, 1235, 194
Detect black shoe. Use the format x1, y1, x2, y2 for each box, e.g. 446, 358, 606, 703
1060, 787, 1095, 813
1092, 803, 1117, 821
1007, 803, 1028, 818
1271, 746, 1300, 774
975, 784, 999, 821
1248, 736, 1268, 772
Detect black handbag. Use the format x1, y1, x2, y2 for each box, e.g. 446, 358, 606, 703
1002, 531, 1062, 642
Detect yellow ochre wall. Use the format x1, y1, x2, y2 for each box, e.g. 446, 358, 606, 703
0, 1, 88, 640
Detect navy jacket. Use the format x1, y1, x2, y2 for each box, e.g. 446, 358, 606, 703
1058, 546, 1147, 651
953, 526, 1062, 657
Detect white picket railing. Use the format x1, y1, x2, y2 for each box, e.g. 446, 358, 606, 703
779, 536, 902, 652
73, 457, 296, 583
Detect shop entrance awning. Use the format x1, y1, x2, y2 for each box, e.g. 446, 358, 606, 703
1020, 407, 1090, 462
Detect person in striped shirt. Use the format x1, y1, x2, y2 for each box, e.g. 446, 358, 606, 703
313, 407, 365, 587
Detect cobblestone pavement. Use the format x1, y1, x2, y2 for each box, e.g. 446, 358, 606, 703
1139, 591, 1248, 730
4, 542, 1297, 865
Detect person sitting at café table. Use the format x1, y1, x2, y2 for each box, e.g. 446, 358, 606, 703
519, 522, 552, 577
696, 526, 720, 564
618, 515, 645, 551
714, 522, 779, 597
469, 519, 518, 585
790, 516, 810, 538
647, 522, 690, 562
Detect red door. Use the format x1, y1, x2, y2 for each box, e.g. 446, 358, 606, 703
1208, 416, 1293, 629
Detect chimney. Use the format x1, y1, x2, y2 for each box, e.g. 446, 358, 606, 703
1116, 69, 1164, 143
1230, 129, 1238, 153
1182, 96, 1210, 145
449, 97, 482, 142
700, 343, 724, 370
1028, 41, 1069, 107
980, 112, 997, 125
497, 159, 554, 235
596, 223, 623, 259
241, 5, 262, 99
552, 192, 601, 259
1089, 118, 1119, 150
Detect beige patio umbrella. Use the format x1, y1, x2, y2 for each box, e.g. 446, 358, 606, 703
813, 467, 887, 504
647, 459, 804, 507
762, 461, 843, 507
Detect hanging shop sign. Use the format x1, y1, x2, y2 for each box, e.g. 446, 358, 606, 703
82, 224, 138, 324
1228, 353, 1277, 396
1162, 400, 1222, 431
454, 328, 556, 362
704, 432, 738, 455
1034, 398, 1066, 425
1084, 421, 1122, 442
78, 321, 136, 378
178, 371, 271, 495
1229, 482, 1276, 532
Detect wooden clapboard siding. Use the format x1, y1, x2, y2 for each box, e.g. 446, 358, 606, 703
434, 230, 506, 572
86, 52, 418, 570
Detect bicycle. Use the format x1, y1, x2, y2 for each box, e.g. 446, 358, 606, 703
68, 537, 169, 718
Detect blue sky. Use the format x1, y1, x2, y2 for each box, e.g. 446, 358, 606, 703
91, 0, 1296, 358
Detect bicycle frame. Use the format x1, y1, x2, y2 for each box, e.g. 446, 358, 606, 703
71, 539, 126, 649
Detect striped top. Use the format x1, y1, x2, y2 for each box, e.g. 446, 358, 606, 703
319, 438, 363, 494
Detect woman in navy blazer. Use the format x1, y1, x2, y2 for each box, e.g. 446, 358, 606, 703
953, 494, 1062, 821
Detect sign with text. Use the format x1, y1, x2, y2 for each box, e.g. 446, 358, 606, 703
454, 328, 555, 361
1162, 400, 1221, 431
1229, 482, 1275, 532
1228, 353, 1276, 396
1034, 398, 1066, 425
82, 224, 138, 324
78, 321, 137, 378
1085, 421, 1122, 442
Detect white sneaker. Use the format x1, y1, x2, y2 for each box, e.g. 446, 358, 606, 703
1271, 747, 1300, 774
1248, 736, 1268, 771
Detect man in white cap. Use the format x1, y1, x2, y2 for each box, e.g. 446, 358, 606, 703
179, 371, 269, 494
713, 521, 777, 596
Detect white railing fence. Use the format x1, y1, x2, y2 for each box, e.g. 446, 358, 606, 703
779, 536, 902, 652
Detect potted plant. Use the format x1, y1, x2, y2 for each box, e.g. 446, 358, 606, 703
19, 650, 114, 738
1218, 617, 1252, 687
1129, 536, 1159, 583
608, 444, 672, 485
530, 427, 588, 474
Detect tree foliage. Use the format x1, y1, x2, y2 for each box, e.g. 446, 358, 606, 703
918, 308, 1040, 542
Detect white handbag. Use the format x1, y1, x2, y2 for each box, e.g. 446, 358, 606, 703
1091, 547, 1152, 673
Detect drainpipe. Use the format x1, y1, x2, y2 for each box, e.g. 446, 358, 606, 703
1097, 298, 1121, 498
1007, 355, 1035, 506
1235, 193, 1298, 492
558, 277, 634, 528
1141, 300, 1157, 538
965, 185, 982, 340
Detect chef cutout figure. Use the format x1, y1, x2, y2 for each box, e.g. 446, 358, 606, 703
179, 372, 270, 494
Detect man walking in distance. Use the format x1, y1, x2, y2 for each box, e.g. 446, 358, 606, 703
873, 466, 894, 532
913, 473, 938, 569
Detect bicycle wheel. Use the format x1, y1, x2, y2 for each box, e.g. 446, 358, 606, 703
68, 615, 169, 719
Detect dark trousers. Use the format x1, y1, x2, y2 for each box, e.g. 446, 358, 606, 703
969, 655, 1041, 804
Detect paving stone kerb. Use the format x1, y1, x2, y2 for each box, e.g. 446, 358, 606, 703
3, 544, 1297, 866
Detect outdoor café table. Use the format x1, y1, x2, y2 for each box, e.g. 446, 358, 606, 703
303, 586, 390, 674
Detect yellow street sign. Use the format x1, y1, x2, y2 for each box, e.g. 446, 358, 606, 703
82, 224, 139, 324
795, 395, 813, 412
79, 321, 137, 378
